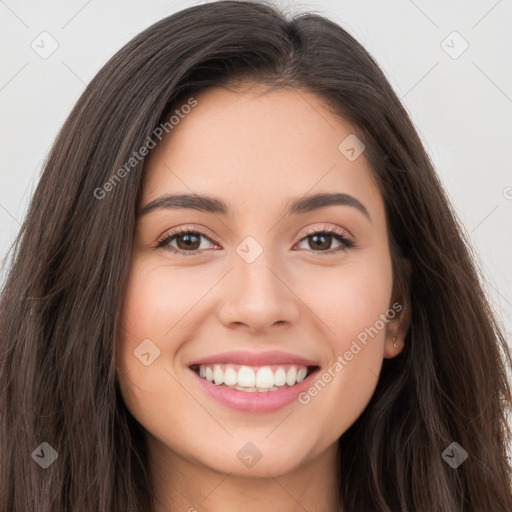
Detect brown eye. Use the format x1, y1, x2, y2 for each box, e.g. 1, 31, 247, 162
296, 228, 354, 256
307, 233, 334, 251
156, 229, 217, 255
175, 232, 201, 251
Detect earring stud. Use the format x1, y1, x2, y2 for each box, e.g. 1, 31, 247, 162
392, 336, 399, 348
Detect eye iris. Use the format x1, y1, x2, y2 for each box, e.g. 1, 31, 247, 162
177, 233, 200, 250
309, 233, 331, 250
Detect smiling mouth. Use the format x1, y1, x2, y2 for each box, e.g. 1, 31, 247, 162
189, 363, 319, 392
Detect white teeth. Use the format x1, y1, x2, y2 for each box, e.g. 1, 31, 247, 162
213, 364, 224, 385
234, 385, 257, 392
237, 366, 255, 387
286, 366, 297, 386
274, 367, 287, 386
234, 385, 279, 392
224, 366, 238, 386
195, 363, 312, 391
296, 368, 307, 383
255, 366, 274, 388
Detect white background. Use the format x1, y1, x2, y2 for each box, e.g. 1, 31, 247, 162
1, 0, 511, 347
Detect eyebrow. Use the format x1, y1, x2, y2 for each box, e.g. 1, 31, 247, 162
139, 192, 370, 221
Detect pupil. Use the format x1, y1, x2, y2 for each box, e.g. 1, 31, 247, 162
311, 234, 330, 250
179, 233, 199, 250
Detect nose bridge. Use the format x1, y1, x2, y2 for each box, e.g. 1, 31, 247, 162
216, 233, 300, 331
234, 234, 284, 299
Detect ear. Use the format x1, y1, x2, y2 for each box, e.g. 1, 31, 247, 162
383, 258, 411, 359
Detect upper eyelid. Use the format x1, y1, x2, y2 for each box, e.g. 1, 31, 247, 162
300, 225, 351, 238
157, 224, 215, 243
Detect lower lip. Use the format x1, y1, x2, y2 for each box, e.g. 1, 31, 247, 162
190, 368, 319, 413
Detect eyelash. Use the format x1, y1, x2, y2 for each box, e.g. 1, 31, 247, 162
155, 225, 355, 257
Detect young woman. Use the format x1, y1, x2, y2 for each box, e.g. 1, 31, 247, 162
1, 1, 511, 511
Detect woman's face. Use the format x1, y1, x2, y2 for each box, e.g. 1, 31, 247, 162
116, 84, 403, 479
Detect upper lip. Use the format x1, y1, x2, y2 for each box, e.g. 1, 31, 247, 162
188, 350, 319, 368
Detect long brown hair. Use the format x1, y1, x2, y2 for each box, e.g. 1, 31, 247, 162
1, 1, 511, 510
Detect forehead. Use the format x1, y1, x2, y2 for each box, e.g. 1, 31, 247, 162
141, 85, 384, 221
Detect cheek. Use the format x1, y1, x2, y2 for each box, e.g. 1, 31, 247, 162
115, 259, 206, 436
117, 257, 216, 355
115, 260, 192, 391
297, 249, 394, 347
294, 250, 393, 426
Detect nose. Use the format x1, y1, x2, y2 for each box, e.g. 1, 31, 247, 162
216, 250, 301, 334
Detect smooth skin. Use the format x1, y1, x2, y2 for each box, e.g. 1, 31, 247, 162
116, 83, 407, 512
